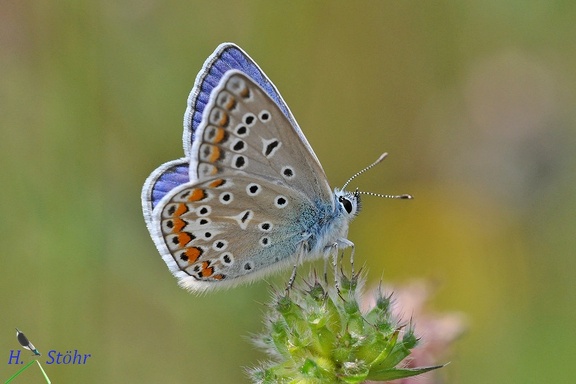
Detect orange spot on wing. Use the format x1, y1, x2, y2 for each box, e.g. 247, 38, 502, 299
208, 146, 221, 163
213, 274, 225, 280
174, 203, 188, 216
183, 247, 202, 263
213, 128, 226, 143
177, 232, 194, 247
171, 218, 186, 233
218, 112, 229, 127
201, 261, 214, 277
208, 179, 225, 188
224, 97, 236, 110
188, 189, 206, 202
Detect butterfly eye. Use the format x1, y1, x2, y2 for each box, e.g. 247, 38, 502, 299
338, 196, 353, 214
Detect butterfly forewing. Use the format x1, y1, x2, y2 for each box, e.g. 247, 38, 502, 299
189, 72, 333, 204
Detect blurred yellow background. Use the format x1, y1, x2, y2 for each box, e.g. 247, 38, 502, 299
1, 1, 574, 383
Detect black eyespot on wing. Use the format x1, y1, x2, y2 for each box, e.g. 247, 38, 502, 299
236, 125, 247, 135
259, 111, 270, 121
275, 196, 287, 207
241, 211, 251, 223
265, 140, 279, 157
232, 140, 245, 151
235, 156, 246, 168
244, 114, 255, 125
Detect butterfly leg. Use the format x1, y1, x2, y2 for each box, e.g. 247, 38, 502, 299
286, 241, 309, 292
336, 239, 355, 274
324, 243, 345, 292
348, 241, 356, 277
332, 247, 340, 291
286, 264, 298, 292
329, 239, 355, 292
322, 256, 330, 285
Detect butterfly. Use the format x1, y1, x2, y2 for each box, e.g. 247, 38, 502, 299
142, 43, 411, 292
16, 328, 41, 356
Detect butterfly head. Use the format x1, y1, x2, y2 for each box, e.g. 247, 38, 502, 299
335, 189, 361, 218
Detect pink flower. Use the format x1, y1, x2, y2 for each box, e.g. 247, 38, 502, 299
364, 280, 466, 383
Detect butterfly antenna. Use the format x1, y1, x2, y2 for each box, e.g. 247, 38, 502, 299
357, 191, 413, 200
342, 153, 414, 200
342, 153, 389, 190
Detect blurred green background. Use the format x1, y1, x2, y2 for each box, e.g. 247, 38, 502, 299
1, 1, 575, 383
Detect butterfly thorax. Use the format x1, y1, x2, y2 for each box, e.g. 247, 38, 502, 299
301, 189, 360, 258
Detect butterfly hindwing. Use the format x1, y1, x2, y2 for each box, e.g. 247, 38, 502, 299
153, 174, 325, 290
142, 158, 189, 217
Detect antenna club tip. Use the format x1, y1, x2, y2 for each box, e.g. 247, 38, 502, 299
400, 194, 414, 199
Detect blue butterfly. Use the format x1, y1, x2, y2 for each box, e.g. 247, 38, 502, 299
142, 43, 410, 292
